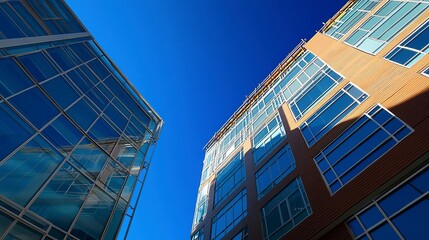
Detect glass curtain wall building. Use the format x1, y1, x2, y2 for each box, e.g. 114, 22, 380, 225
0, 0, 162, 239
191, 0, 429, 239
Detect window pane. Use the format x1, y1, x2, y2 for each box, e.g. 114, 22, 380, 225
18, 52, 59, 82
314, 105, 412, 193
8, 87, 59, 129
0, 135, 63, 206
5, 222, 43, 240
0, 58, 34, 98
41, 76, 80, 109
0, 102, 34, 160
29, 162, 92, 230
71, 187, 115, 240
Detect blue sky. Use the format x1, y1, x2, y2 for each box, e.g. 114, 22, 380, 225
66, 1, 346, 239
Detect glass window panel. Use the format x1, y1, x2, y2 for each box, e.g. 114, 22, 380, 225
261, 178, 311, 240
369, 222, 400, 240
42, 115, 82, 153
300, 83, 368, 146
18, 52, 59, 82
314, 105, 412, 193
41, 75, 80, 109
69, 43, 94, 63
100, 159, 128, 195
8, 87, 59, 129
29, 162, 92, 230
0, 102, 34, 160
71, 186, 115, 240
256, 144, 296, 199
46, 47, 75, 71
70, 138, 108, 179
88, 117, 120, 149
66, 97, 98, 131
0, 7, 24, 38
0, 135, 63, 206
103, 199, 127, 240
66, 69, 93, 94
358, 205, 384, 228
0, 58, 34, 98
87, 59, 109, 80
5, 222, 43, 240
392, 199, 429, 240
379, 183, 420, 216
348, 218, 364, 237
348, 166, 428, 240
346, 0, 429, 54
0, 211, 14, 234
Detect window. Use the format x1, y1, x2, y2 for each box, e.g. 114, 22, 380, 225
300, 83, 368, 147
232, 227, 248, 240
253, 115, 286, 165
8, 86, 59, 129
261, 178, 312, 240
191, 228, 204, 240
0, 58, 35, 98
29, 162, 93, 230
71, 186, 116, 240
345, 0, 429, 54
325, 0, 381, 39
314, 104, 413, 193
211, 189, 247, 240
423, 66, 429, 76
193, 184, 209, 226
0, 135, 63, 206
0, 102, 34, 160
347, 165, 429, 240
289, 67, 344, 120
256, 144, 296, 199
385, 20, 429, 67
0, 1, 46, 39
214, 150, 245, 207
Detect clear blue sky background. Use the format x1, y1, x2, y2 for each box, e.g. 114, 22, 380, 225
66, 1, 346, 239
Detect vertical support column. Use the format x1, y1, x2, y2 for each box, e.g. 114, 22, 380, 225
243, 138, 264, 239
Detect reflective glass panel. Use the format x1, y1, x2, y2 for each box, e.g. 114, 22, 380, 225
0, 135, 63, 206
30, 162, 92, 230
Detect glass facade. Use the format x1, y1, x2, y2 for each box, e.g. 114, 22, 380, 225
345, 0, 429, 54
253, 115, 286, 165
347, 164, 428, 240
261, 178, 311, 240
314, 104, 412, 193
325, 0, 381, 39
0, 1, 162, 239
385, 20, 429, 67
214, 150, 245, 207
255, 144, 296, 199
211, 189, 247, 240
300, 83, 368, 147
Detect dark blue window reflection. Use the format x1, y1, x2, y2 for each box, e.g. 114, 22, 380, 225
46, 47, 75, 71
66, 97, 98, 131
0, 102, 34, 160
385, 20, 429, 67
300, 83, 368, 146
42, 115, 82, 155
0, 211, 14, 233
8, 87, 59, 129
18, 52, 59, 82
30, 162, 92, 230
103, 199, 126, 239
5, 221, 43, 240
71, 186, 115, 240
0, 58, 34, 98
0, 135, 63, 206
314, 105, 412, 193
41, 76, 80, 109
70, 138, 108, 179
347, 166, 429, 240
392, 199, 429, 240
